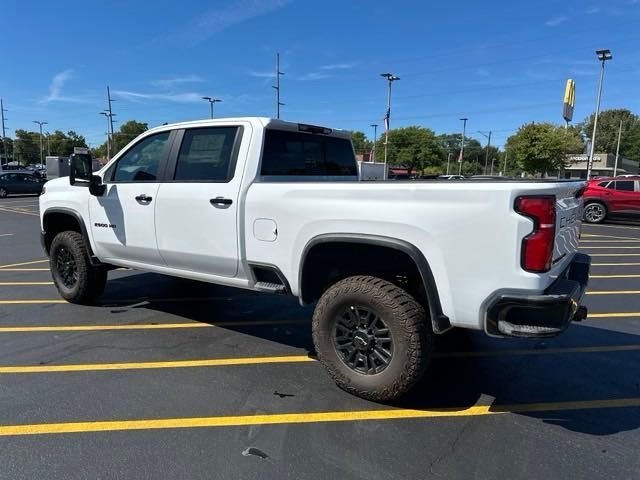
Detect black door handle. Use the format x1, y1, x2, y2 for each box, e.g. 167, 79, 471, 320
210, 197, 233, 206
135, 194, 152, 202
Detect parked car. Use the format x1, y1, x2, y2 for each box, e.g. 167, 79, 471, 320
437, 174, 465, 180
40, 117, 589, 401
583, 176, 640, 223
0, 171, 46, 197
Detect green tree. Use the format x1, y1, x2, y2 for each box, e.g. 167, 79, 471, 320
0, 137, 13, 163
436, 133, 485, 172
579, 109, 640, 162
377, 126, 441, 175
13, 129, 40, 165
351, 131, 371, 155
93, 120, 149, 159
505, 122, 583, 174
47, 130, 88, 156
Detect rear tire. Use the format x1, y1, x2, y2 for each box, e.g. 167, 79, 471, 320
312, 275, 432, 402
49, 231, 107, 304
584, 202, 607, 224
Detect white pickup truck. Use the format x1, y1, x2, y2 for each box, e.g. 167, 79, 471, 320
39, 117, 590, 401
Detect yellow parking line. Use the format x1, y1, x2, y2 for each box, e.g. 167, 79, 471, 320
0, 259, 48, 269
0, 268, 50, 272
589, 312, 640, 318
0, 397, 638, 437
0, 319, 307, 333
582, 234, 640, 240
580, 240, 640, 243
584, 224, 640, 231
0, 282, 53, 286
587, 290, 640, 295
0, 344, 636, 374
589, 253, 640, 257
0, 206, 38, 217
590, 274, 640, 279
591, 263, 640, 266
582, 246, 640, 249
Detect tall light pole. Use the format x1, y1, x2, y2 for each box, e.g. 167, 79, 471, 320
201, 96, 222, 119
273, 52, 285, 119
613, 119, 623, 177
587, 49, 612, 180
458, 118, 468, 175
45, 132, 51, 156
1, 99, 8, 166
33, 120, 48, 168
381, 73, 400, 179
478, 130, 491, 174
370, 123, 378, 162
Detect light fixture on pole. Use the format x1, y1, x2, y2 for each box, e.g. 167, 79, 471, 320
33, 120, 48, 168
587, 49, 612, 180
380, 73, 400, 179
202, 97, 222, 119
458, 118, 468, 175
370, 123, 378, 162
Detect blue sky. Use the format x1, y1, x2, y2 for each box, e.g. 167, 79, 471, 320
2, 0, 639, 148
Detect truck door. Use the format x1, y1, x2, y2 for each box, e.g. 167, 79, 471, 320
88, 131, 172, 266
154, 125, 248, 277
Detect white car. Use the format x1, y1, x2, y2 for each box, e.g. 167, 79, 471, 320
39, 117, 590, 401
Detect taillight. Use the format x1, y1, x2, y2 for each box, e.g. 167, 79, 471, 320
515, 195, 556, 273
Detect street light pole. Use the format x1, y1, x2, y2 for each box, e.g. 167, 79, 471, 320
201, 97, 222, 119
613, 119, 623, 177
381, 73, 400, 180
446, 152, 452, 175
459, 118, 468, 175
1, 99, 8, 166
33, 120, 48, 168
478, 130, 491, 174
370, 123, 378, 162
587, 49, 613, 180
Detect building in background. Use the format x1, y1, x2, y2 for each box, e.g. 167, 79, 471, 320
561, 153, 638, 179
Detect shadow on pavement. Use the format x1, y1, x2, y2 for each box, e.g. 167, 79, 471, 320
97, 271, 640, 437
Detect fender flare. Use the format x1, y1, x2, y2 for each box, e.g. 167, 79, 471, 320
298, 233, 451, 334
42, 207, 101, 265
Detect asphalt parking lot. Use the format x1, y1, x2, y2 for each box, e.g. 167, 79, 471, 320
0, 195, 639, 479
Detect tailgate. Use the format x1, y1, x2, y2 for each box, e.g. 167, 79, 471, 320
553, 183, 584, 268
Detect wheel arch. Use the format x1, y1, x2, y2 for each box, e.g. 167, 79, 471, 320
42, 208, 101, 265
298, 233, 451, 334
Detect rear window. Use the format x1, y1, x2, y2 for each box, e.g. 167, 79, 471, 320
260, 130, 357, 177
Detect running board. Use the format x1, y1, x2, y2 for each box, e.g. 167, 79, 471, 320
254, 281, 287, 294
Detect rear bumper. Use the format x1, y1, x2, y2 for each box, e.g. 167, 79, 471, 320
486, 253, 591, 338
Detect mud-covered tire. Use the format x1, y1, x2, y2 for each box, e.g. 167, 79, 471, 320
49, 231, 107, 304
312, 275, 432, 402
584, 202, 607, 224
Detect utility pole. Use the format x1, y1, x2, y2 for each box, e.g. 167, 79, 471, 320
1, 99, 7, 166
100, 112, 111, 160
380, 73, 400, 180
370, 123, 378, 161
33, 120, 48, 168
107, 86, 116, 154
45, 132, 51, 156
587, 49, 612, 179
458, 118, 468, 175
613, 119, 623, 177
446, 152, 452, 175
502, 151, 508, 177
478, 130, 491, 174
273, 52, 285, 119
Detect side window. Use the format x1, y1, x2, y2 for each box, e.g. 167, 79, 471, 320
260, 130, 357, 177
111, 132, 170, 182
614, 181, 634, 192
598, 181, 611, 188
174, 127, 239, 182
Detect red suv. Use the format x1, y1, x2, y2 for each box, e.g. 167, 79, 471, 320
583, 176, 640, 223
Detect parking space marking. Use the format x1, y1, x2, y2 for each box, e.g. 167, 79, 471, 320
0, 206, 39, 217
589, 253, 640, 257
0, 282, 53, 286
582, 234, 640, 240
581, 246, 640, 250
0, 397, 638, 437
0, 268, 50, 272
0, 234, 14, 238
0, 259, 48, 269
590, 274, 640, 279
0, 319, 308, 332
589, 312, 640, 318
580, 240, 640, 243
587, 290, 640, 295
592, 263, 640, 266
0, 300, 67, 304
0, 344, 637, 374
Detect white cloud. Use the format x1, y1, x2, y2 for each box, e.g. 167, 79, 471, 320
545, 16, 568, 27
151, 75, 205, 88
40, 69, 90, 103
174, 0, 293, 45
113, 90, 205, 103
297, 72, 333, 81
319, 63, 356, 71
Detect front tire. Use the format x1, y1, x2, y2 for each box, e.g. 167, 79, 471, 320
49, 231, 107, 304
0, 187, 7, 198
584, 202, 607, 224
312, 276, 432, 402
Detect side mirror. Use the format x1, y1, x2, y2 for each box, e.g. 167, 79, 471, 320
89, 175, 106, 196
69, 153, 92, 186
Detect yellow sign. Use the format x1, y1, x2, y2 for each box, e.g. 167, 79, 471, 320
563, 79, 575, 122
